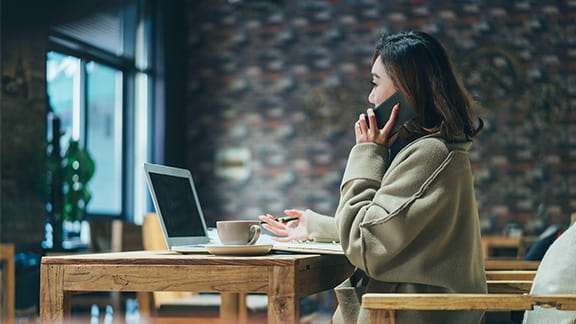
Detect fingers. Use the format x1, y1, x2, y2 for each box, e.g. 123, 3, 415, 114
283, 209, 303, 217
382, 103, 400, 136
271, 236, 293, 242
261, 223, 289, 237
259, 214, 293, 237
260, 212, 309, 242
366, 108, 377, 130
258, 214, 274, 225
355, 113, 369, 143
258, 214, 285, 229
358, 113, 368, 133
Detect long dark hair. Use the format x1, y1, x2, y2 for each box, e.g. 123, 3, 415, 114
374, 31, 483, 141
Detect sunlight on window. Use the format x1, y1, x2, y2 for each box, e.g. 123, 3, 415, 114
46, 52, 80, 151
133, 72, 149, 225
86, 62, 123, 214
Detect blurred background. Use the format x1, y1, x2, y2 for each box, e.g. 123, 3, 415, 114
0, 0, 574, 322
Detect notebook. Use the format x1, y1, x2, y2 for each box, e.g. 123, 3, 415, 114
270, 240, 343, 254
144, 163, 343, 255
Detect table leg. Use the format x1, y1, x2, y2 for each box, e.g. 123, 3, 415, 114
40, 264, 71, 323
1, 244, 15, 324
137, 292, 155, 317
238, 292, 248, 324
221, 292, 240, 323
370, 310, 396, 324
268, 266, 298, 324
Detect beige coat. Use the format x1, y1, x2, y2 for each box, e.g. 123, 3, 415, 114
305, 134, 487, 324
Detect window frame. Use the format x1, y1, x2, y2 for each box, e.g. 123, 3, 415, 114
46, 1, 153, 222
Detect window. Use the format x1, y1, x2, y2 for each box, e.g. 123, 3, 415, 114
46, 0, 152, 223
85, 61, 123, 214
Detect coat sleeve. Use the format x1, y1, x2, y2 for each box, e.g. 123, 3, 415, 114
304, 209, 339, 242
335, 140, 454, 276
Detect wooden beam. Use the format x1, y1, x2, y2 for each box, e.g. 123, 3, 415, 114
0, 244, 15, 323
485, 270, 536, 280
484, 259, 540, 270
363, 294, 576, 311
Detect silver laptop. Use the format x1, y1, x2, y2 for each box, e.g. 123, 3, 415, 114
144, 162, 344, 255
144, 163, 212, 252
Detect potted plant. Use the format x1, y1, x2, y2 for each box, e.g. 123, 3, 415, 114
45, 113, 95, 250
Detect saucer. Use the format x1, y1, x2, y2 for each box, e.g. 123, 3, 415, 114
205, 244, 273, 256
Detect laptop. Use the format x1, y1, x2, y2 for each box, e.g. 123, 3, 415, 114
144, 163, 212, 252
144, 162, 344, 255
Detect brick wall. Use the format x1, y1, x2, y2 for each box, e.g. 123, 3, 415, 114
0, 23, 47, 248
183, 0, 575, 235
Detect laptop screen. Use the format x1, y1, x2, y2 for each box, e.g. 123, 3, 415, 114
147, 172, 207, 237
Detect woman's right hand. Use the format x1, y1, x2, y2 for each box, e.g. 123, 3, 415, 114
258, 209, 308, 242
355, 104, 400, 146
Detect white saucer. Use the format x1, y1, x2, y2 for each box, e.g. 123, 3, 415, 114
205, 244, 273, 256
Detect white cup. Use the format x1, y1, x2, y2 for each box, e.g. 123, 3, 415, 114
216, 220, 261, 245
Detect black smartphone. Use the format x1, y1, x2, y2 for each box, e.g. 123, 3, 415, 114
367, 90, 417, 136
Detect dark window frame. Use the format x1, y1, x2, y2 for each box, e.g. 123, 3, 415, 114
46, 0, 153, 222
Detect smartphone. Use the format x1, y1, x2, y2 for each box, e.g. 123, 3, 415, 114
367, 90, 417, 136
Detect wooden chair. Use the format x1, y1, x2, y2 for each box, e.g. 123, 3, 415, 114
137, 213, 199, 315
137, 213, 268, 324
90, 219, 143, 253
84, 220, 144, 312
485, 270, 535, 294
482, 259, 539, 293
485, 270, 536, 281
363, 223, 576, 323
362, 293, 576, 324
0, 243, 15, 324
362, 270, 546, 323
484, 259, 539, 270
481, 235, 538, 259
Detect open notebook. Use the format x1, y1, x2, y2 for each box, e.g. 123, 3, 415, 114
261, 234, 343, 255
272, 242, 344, 255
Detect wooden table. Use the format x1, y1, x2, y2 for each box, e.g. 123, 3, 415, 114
40, 251, 353, 324
0, 243, 15, 324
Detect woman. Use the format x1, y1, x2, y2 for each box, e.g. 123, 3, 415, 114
260, 31, 487, 324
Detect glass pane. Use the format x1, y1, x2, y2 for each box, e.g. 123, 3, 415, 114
85, 61, 123, 215
133, 72, 150, 224
46, 51, 79, 150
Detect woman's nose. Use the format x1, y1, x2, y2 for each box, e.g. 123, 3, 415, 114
368, 91, 375, 105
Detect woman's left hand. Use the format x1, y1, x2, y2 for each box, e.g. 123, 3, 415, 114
355, 104, 400, 146
258, 210, 308, 242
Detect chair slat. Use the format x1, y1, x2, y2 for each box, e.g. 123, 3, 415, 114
484, 260, 540, 270
487, 280, 532, 294
362, 294, 576, 311
485, 270, 537, 280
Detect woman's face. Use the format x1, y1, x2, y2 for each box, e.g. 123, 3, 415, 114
368, 55, 397, 107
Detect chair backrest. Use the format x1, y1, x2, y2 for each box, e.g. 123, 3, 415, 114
142, 213, 168, 250
484, 259, 540, 270
90, 220, 143, 252
523, 223, 576, 323
140, 213, 195, 310
0, 244, 15, 323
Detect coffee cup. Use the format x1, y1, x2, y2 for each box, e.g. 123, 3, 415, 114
216, 220, 261, 245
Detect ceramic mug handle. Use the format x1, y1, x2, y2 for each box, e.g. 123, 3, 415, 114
246, 224, 261, 245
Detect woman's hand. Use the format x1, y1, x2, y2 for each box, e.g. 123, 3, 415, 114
355, 104, 400, 146
258, 209, 308, 242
